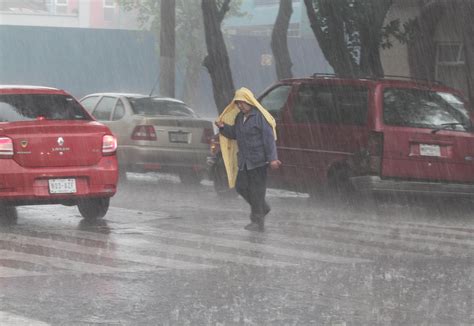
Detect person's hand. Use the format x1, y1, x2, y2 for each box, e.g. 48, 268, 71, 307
215, 120, 224, 128
269, 160, 282, 170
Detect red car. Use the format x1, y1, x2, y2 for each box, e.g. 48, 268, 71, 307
0, 86, 118, 223
209, 75, 474, 202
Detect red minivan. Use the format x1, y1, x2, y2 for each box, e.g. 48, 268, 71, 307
209, 75, 474, 200
0, 86, 118, 223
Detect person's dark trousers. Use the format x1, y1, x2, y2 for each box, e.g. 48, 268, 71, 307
235, 165, 269, 224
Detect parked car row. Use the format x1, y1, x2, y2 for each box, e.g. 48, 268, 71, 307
79, 93, 214, 184
0, 86, 213, 222
0, 86, 118, 222
208, 74, 474, 203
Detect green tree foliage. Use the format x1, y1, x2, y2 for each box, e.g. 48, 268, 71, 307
303, 0, 415, 77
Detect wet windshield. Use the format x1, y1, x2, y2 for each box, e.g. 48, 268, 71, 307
129, 97, 197, 117
0, 94, 91, 122
383, 88, 471, 131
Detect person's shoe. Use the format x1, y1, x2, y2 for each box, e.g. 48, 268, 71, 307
244, 222, 264, 232
263, 204, 271, 216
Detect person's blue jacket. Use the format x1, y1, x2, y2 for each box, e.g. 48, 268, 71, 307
220, 107, 278, 170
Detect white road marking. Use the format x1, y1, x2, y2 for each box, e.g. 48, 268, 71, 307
139, 228, 371, 264
0, 266, 48, 278
0, 250, 153, 275
0, 233, 214, 271
0, 311, 50, 326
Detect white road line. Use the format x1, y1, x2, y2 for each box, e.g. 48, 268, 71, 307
219, 229, 432, 259
0, 266, 48, 278
14, 230, 298, 268
290, 220, 474, 249
0, 250, 152, 275
0, 233, 214, 271
278, 222, 471, 256
0, 311, 50, 326
343, 220, 474, 238
140, 228, 371, 264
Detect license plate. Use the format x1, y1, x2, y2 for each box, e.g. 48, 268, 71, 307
169, 132, 190, 143
419, 144, 441, 157
48, 178, 77, 194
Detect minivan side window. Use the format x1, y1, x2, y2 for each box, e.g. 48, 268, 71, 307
293, 84, 368, 125
383, 88, 471, 130
259, 85, 292, 119
93, 96, 116, 121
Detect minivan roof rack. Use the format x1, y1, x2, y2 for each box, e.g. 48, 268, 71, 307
311, 73, 445, 85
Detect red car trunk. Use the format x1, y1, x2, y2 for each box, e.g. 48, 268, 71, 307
4, 121, 107, 168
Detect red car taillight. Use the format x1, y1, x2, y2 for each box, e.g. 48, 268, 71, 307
102, 134, 117, 155
367, 131, 384, 174
201, 128, 214, 144
0, 137, 13, 158
131, 125, 157, 141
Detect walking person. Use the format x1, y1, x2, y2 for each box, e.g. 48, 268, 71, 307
215, 87, 281, 232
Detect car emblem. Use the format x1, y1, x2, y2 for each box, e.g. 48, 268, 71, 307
465, 156, 473, 161
57, 137, 64, 146
20, 140, 28, 148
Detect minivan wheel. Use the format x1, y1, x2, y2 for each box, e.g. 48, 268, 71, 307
77, 198, 110, 220
327, 168, 356, 204
0, 204, 18, 225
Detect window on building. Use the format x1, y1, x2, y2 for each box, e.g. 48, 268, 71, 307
55, 0, 67, 14
104, 0, 115, 21
436, 42, 468, 97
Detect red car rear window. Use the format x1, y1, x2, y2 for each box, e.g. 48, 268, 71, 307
0, 94, 91, 122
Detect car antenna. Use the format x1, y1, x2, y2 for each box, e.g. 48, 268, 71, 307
149, 73, 159, 96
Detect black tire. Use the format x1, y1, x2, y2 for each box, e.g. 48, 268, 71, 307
211, 157, 237, 198
326, 167, 356, 205
0, 204, 18, 225
179, 170, 202, 185
77, 197, 110, 220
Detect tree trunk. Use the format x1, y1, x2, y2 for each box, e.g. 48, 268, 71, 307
271, 0, 293, 80
457, 0, 474, 104
160, 0, 176, 98
201, 0, 235, 114
357, 0, 391, 77
303, 0, 359, 76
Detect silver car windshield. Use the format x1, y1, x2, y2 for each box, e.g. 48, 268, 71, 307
129, 97, 197, 117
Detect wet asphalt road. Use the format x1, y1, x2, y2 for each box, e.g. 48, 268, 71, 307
0, 173, 473, 325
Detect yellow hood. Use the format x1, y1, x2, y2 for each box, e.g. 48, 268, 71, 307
216, 87, 277, 188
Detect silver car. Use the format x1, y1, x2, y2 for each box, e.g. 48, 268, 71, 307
79, 93, 214, 184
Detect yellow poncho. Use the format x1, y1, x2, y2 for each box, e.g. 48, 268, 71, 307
216, 87, 277, 188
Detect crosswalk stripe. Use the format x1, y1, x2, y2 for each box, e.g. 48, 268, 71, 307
0, 233, 214, 271
0, 311, 50, 325
12, 229, 297, 268
139, 227, 371, 264
278, 222, 471, 256
0, 266, 48, 278
219, 229, 432, 259
342, 220, 474, 238
0, 250, 148, 275
292, 221, 474, 248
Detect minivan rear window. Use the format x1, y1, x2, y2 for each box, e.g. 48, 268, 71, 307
383, 88, 471, 131
0, 94, 91, 122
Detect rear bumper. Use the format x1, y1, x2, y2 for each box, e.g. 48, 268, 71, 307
0, 156, 118, 204
351, 175, 474, 197
119, 145, 210, 172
